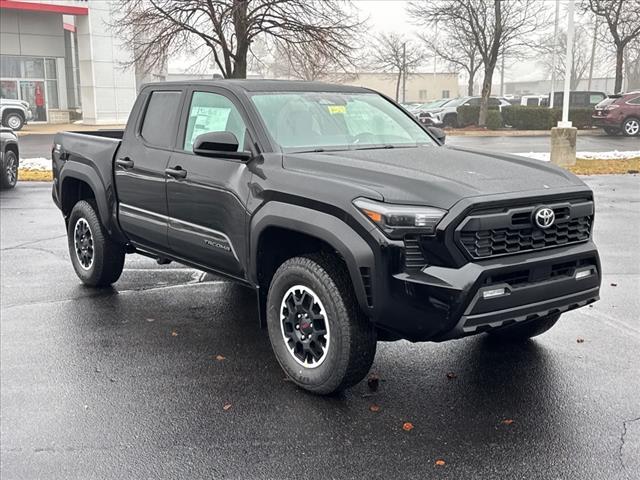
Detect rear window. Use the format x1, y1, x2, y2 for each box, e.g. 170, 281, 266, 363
140, 90, 182, 148
596, 97, 620, 108
627, 95, 640, 105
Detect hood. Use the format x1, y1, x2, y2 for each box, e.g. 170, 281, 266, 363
283, 145, 586, 209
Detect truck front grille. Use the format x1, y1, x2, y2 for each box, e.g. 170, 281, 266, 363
457, 199, 594, 260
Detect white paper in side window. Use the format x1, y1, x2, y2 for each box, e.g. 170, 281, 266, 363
190, 106, 231, 144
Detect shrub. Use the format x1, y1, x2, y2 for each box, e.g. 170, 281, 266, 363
457, 106, 480, 127
486, 110, 503, 130
502, 106, 595, 130
502, 106, 555, 130
457, 105, 500, 128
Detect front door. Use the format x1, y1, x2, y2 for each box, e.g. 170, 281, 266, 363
115, 89, 184, 250
166, 89, 253, 279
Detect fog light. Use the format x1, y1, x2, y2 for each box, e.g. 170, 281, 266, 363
482, 287, 507, 299
575, 268, 594, 280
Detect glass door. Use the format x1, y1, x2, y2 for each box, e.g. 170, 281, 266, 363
19, 80, 47, 122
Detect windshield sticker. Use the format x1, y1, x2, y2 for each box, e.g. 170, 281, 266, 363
327, 105, 346, 115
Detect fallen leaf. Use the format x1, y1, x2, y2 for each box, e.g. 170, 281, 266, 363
214, 355, 226, 361
502, 419, 514, 425
446, 372, 457, 380
610, 283, 618, 287
171, 330, 178, 337
576, 338, 585, 343
223, 403, 232, 411
369, 404, 381, 412
402, 422, 414, 431
367, 374, 380, 392
435, 459, 446, 467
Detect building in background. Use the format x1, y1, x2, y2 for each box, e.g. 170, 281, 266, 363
339, 72, 460, 103
0, 0, 164, 125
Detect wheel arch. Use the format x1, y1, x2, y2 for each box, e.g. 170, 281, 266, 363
59, 165, 109, 228
250, 202, 376, 323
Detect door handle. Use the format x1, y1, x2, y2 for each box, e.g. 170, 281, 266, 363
165, 166, 187, 179
115, 157, 134, 168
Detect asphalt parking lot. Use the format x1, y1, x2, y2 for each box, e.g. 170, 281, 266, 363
1, 178, 639, 480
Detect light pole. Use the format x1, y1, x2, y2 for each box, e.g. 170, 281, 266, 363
559, 0, 575, 127
550, 0, 577, 167
549, 0, 560, 108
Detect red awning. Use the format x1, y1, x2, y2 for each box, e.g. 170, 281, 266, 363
0, 0, 89, 15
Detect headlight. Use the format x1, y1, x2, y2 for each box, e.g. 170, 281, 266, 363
353, 198, 446, 238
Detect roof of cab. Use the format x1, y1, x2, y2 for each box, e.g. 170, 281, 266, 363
143, 79, 373, 94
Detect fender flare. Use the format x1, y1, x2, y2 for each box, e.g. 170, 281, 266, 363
250, 202, 376, 314
59, 163, 110, 227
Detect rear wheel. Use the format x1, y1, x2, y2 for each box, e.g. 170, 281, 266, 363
622, 117, 640, 136
67, 200, 125, 287
487, 313, 561, 342
603, 127, 619, 136
266, 254, 376, 395
1, 149, 18, 189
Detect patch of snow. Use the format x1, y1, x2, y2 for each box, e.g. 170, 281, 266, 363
514, 150, 640, 161
19, 157, 52, 171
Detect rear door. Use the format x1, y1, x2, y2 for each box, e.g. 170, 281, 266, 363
115, 88, 184, 250
165, 87, 254, 279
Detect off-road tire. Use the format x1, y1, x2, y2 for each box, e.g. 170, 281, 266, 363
487, 313, 561, 342
67, 200, 125, 287
266, 253, 377, 395
1, 149, 18, 189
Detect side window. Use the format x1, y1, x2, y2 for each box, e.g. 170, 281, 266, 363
465, 98, 480, 106
590, 93, 605, 105
627, 96, 640, 105
488, 98, 501, 106
140, 91, 182, 148
184, 91, 246, 152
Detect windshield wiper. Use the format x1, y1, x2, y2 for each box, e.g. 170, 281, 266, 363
354, 144, 417, 151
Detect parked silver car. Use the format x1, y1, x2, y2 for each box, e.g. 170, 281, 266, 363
0, 98, 33, 131
423, 96, 511, 127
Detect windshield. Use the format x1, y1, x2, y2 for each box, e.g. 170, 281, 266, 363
250, 92, 437, 153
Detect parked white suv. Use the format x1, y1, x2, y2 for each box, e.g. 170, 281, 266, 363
422, 96, 511, 127
0, 99, 33, 131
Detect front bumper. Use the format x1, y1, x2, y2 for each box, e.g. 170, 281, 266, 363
372, 241, 600, 342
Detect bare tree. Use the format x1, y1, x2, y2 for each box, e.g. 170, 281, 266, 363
582, 0, 640, 93
271, 39, 357, 81
413, 19, 482, 96
625, 36, 640, 90
371, 33, 425, 102
110, 0, 361, 79
408, 0, 550, 126
540, 25, 592, 90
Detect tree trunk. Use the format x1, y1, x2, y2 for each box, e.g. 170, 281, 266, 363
467, 58, 475, 95
478, 64, 495, 127
395, 71, 401, 101
614, 44, 624, 93
231, 0, 249, 79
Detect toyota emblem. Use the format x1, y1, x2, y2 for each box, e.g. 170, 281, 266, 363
534, 207, 555, 229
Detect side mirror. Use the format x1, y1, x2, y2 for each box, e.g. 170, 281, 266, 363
427, 126, 446, 144
193, 131, 252, 161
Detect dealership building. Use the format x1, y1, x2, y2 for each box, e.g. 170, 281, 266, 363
0, 0, 158, 124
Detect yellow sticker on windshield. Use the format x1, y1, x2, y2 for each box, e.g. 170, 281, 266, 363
328, 105, 346, 114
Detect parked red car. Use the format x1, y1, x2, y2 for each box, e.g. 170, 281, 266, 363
592, 91, 640, 136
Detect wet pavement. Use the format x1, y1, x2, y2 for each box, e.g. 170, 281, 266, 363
1, 179, 639, 480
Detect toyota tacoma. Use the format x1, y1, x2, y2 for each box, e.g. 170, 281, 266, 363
52, 80, 601, 394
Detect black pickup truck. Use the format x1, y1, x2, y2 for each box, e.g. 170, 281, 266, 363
52, 80, 601, 394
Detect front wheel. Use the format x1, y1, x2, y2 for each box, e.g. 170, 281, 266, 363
67, 200, 125, 287
487, 313, 561, 342
3, 113, 24, 131
266, 254, 376, 395
1, 149, 18, 189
